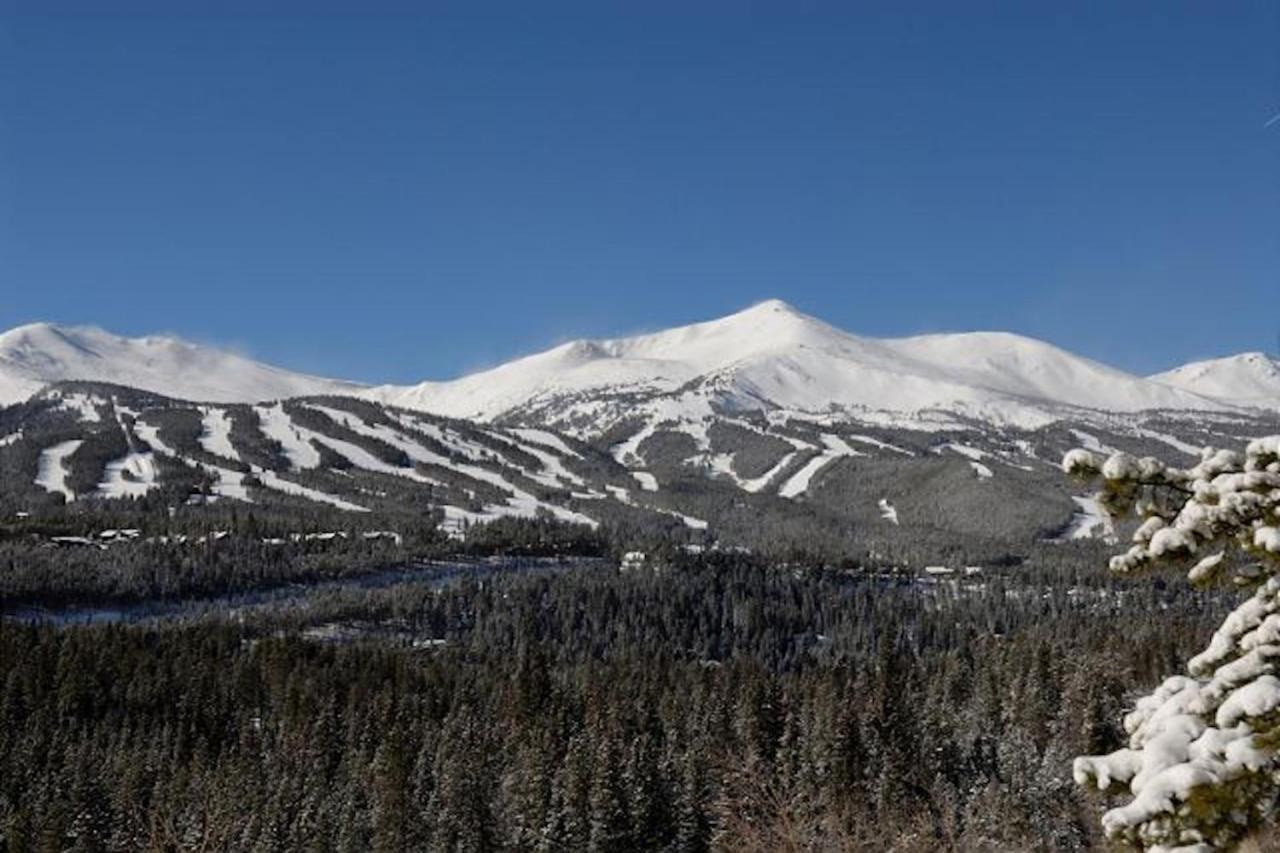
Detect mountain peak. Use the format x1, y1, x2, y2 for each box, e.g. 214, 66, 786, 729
0, 322, 364, 406
714, 298, 818, 329
364, 302, 1237, 426
1151, 351, 1280, 410
739, 298, 801, 315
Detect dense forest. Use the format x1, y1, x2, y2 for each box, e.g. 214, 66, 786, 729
6, 386, 1280, 849
2, 552, 1266, 851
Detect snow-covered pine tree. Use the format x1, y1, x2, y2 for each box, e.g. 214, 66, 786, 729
1065, 436, 1280, 851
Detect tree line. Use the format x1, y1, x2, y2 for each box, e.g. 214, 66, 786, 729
0, 554, 1247, 851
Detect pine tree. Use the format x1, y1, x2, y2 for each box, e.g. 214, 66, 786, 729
1066, 437, 1280, 849
587, 731, 632, 853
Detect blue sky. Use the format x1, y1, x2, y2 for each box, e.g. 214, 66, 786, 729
2, 1, 1277, 383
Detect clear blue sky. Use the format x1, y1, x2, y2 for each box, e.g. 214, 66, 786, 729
2, 1, 1277, 382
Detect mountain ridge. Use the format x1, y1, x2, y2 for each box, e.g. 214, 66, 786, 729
1149, 351, 1280, 410
2, 304, 1275, 429
0, 321, 365, 407
363, 300, 1247, 430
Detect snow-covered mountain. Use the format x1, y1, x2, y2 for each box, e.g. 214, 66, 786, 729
364, 300, 1233, 431
0, 308, 1273, 563
0, 322, 364, 406
1150, 352, 1280, 411
3, 306, 1273, 431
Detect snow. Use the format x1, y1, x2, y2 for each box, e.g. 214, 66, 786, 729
363, 300, 1238, 430
1083, 436, 1280, 577
255, 470, 368, 513
199, 407, 239, 460
847, 434, 913, 455
34, 439, 83, 501
936, 443, 995, 479
1075, 581, 1280, 848
602, 482, 705, 529
939, 442, 988, 462
1056, 496, 1117, 543
673, 511, 708, 530
510, 427, 581, 459
610, 422, 657, 467
306, 405, 596, 528
439, 505, 497, 536
968, 461, 994, 479
133, 420, 252, 502
0, 322, 364, 406
1151, 352, 1280, 411
136, 414, 370, 508
0, 431, 21, 447
96, 452, 158, 498
54, 392, 102, 422
740, 450, 798, 494
1254, 527, 1280, 554
255, 403, 322, 470
1133, 427, 1204, 458
878, 498, 900, 525
389, 414, 490, 462
1069, 429, 1118, 456
672, 418, 713, 455
505, 429, 586, 487
630, 471, 658, 491
705, 452, 738, 482
2, 309, 1268, 432
317, 428, 435, 483
1069, 437, 1280, 847
777, 434, 863, 498
205, 466, 252, 502
778, 455, 831, 499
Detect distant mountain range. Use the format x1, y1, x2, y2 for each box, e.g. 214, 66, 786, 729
0, 322, 362, 407
2, 303, 1277, 561
1150, 351, 1280, 411
3, 302, 1276, 432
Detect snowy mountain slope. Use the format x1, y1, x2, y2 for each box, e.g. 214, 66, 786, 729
365, 300, 1232, 431
886, 332, 1221, 414
1149, 352, 1280, 411
5, 379, 1277, 557
2, 384, 670, 534
0, 323, 364, 406
2, 306, 1266, 437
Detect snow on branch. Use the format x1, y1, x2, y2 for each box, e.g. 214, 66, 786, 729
1066, 436, 1280, 851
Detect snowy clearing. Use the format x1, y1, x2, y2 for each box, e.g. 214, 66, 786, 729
631, 471, 659, 491
96, 452, 159, 499
878, 498, 900, 525
505, 429, 586, 487
255, 470, 368, 513
199, 407, 239, 460
740, 452, 799, 494
847, 434, 913, 455
969, 461, 994, 479
777, 435, 863, 498
56, 393, 103, 423
610, 421, 658, 467
35, 439, 84, 501
1055, 496, 1116, 543
255, 404, 322, 470
308, 405, 595, 527
134, 420, 252, 502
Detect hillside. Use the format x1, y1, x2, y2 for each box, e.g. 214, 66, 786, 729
1150, 351, 1280, 410
364, 300, 1238, 432
4, 379, 1277, 576
0, 322, 364, 406
1, 306, 1276, 570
